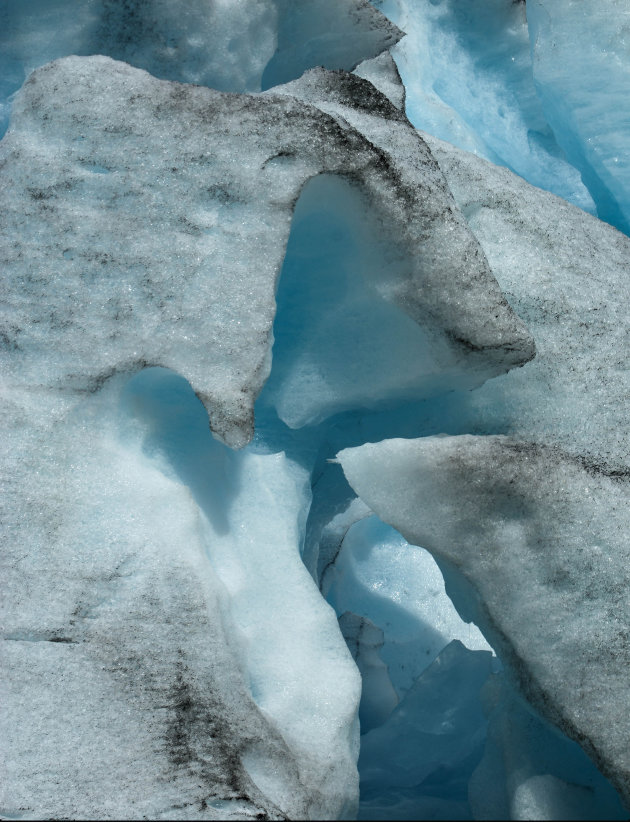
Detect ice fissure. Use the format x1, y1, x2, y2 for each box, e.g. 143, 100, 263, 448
2, 1, 629, 820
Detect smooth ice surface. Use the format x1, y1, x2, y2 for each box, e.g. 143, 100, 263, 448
527, 0, 630, 233
324, 514, 491, 699
369, 0, 595, 213
358, 641, 493, 821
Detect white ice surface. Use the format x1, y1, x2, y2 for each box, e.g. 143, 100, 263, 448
2, 366, 362, 819
2, 378, 307, 820
0, 56, 534, 445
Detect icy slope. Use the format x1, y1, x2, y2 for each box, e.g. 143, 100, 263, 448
0, 0, 402, 134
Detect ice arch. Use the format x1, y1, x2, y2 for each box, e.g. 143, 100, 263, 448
260, 172, 488, 429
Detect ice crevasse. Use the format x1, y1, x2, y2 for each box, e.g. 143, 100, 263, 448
1, 1, 629, 821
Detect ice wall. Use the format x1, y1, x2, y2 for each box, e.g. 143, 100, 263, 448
369, 0, 630, 236
527, 0, 630, 234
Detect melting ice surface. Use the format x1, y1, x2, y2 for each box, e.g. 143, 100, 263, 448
2, 0, 630, 820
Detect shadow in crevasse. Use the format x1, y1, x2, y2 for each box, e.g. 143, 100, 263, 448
120, 366, 240, 536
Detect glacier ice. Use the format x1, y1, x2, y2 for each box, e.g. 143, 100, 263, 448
337, 89, 630, 813
0, 0, 402, 135
369, 0, 596, 213
527, 0, 630, 234
2, 0, 630, 819
1, 50, 531, 819
358, 640, 494, 821
470, 671, 628, 821
422, 131, 630, 472
0, 55, 533, 446
3, 364, 362, 820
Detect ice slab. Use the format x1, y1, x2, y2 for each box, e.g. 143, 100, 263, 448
0, 56, 534, 447
260, 0, 402, 90
265, 68, 534, 427
323, 513, 491, 699
339, 436, 630, 808
423, 132, 630, 473
353, 52, 406, 112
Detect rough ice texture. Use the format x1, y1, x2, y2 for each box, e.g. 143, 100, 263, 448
0, 0, 402, 109
527, 0, 630, 233
353, 51, 406, 112
369, 0, 595, 213
424, 132, 630, 473
338, 126, 630, 806
0, 56, 534, 447
274, 69, 535, 380
0, 54, 535, 820
1, 383, 307, 820
339, 436, 630, 807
